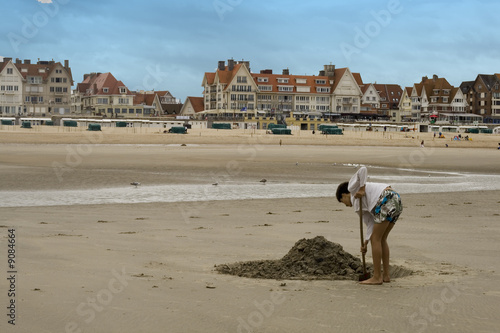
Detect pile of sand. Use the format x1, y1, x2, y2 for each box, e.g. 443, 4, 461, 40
216, 236, 367, 280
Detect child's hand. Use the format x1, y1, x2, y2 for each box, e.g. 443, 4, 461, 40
360, 244, 367, 254
354, 185, 366, 198
354, 188, 366, 198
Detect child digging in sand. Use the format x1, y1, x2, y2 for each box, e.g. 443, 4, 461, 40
336, 166, 403, 285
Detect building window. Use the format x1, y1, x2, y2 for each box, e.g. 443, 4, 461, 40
55, 98, 62, 103
317, 87, 330, 93
237, 76, 247, 83
295, 96, 310, 102
7, 68, 13, 74
118, 98, 129, 104
316, 97, 330, 103
258, 85, 272, 91
296, 78, 307, 84
277, 78, 289, 84
278, 86, 293, 92
119, 87, 127, 94
258, 77, 268, 83
315, 79, 326, 84
232, 85, 252, 92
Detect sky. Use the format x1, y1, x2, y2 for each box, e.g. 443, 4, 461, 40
1, 0, 499, 101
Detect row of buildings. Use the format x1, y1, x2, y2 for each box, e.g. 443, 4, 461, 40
0, 57, 181, 119
1, 57, 499, 123
199, 59, 494, 124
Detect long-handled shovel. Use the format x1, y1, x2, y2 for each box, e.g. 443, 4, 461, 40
358, 196, 371, 281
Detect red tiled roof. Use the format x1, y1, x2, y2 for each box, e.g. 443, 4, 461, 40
13, 61, 73, 83
359, 84, 373, 95
78, 72, 133, 96
252, 72, 331, 94
0, 60, 9, 73
186, 96, 204, 113
205, 64, 351, 94
375, 84, 403, 103
414, 76, 459, 106
133, 92, 156, 106
352, 72, 364, 86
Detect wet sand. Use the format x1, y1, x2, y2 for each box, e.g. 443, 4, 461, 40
0, 133, 499, 332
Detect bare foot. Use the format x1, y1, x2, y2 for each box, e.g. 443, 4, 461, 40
359, 277, 383, 285
383, 276, 391, 283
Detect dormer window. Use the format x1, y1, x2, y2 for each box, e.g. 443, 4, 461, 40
277, 78, 289, 84
119, 87, 127, 94
103, 88, 109, 93
39, 68, 45, 73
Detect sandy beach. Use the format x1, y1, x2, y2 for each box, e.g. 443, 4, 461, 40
1, 129, 499, 332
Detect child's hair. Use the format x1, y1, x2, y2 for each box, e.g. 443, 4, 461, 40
336, 182, 349, 202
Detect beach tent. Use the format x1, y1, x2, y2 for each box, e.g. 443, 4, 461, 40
88, 124, 101, 131
45, 120, 54, 126
318, 124, 338, 132
268, 123, 287, 130
212, 123, 232, 129
271, 128, 292, 135
21, 121, 32, 128
322, 128, 343, 135
168, 126, 186, 134
1, 119, 13, 125
115, 121, 128, 127
63, 120, 78, 127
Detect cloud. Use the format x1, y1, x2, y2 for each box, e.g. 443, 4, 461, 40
37, 0, 53, 3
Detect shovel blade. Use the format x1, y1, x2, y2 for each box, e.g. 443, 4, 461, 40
358, 272, 371, 282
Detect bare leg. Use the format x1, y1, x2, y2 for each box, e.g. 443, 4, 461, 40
382, 223, 394, 282
360, 221, 390, 285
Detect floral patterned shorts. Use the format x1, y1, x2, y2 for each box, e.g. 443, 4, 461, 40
372, 189, 403, 224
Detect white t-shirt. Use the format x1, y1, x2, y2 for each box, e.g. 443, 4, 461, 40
348, 166, 389, 242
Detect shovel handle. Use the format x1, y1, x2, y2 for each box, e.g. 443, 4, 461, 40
359, 197, 364, 246
359, 197, 367, 274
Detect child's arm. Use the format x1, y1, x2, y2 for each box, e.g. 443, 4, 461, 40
348, 166, 368, 194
